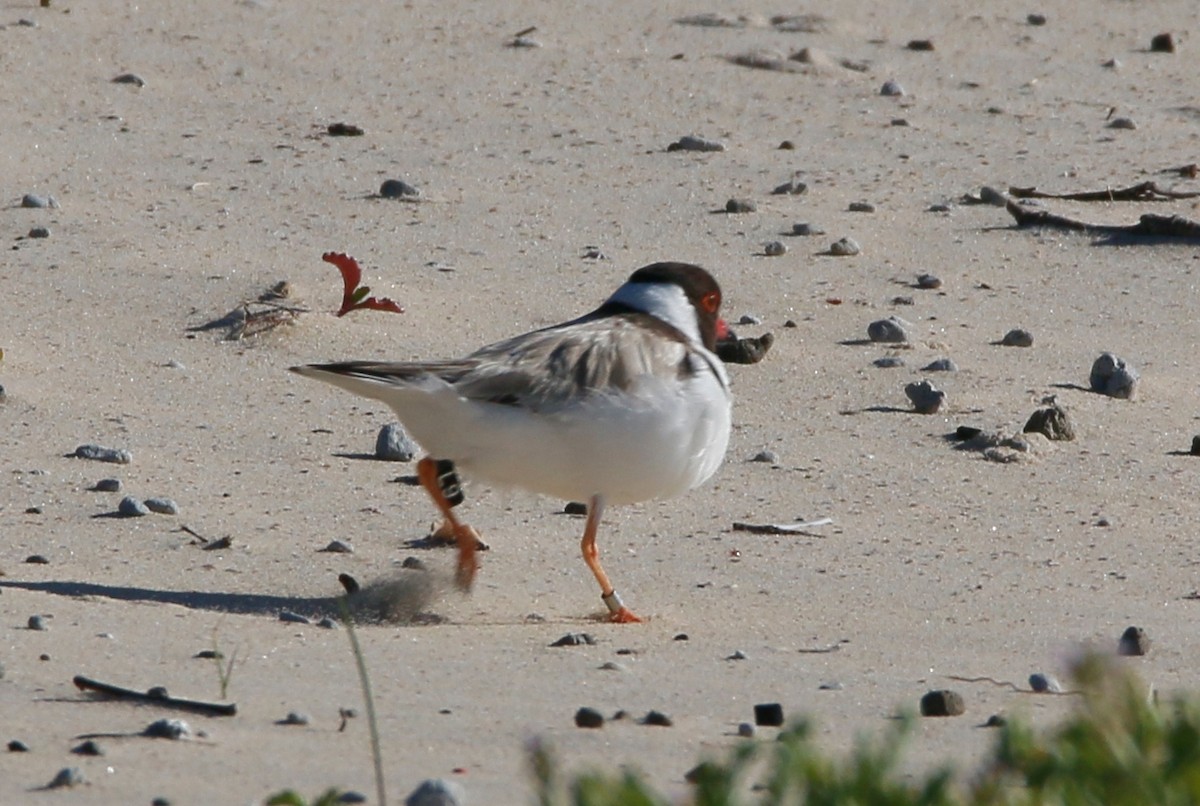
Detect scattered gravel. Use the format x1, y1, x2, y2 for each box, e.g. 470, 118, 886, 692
144, 497, 179, 515
1118, 626, 1150, 656
1090, 352, 1139, 399
867, 316, 911, 343
1029, 673, 1063, 693
143, 719, 192, 740
405, 778, 465, 806
999, 328, 1034, 347
920, 690, 965, 716
379, 179, 420, 199
905, 380, 946, 414
667, 135, 725, 152
118, 496, 151, 517
75, 444, 132, 464
1024, 401, 1075, 441
829, 237, 860, 256
754, 702, 784, 726
574, 707, 604, 728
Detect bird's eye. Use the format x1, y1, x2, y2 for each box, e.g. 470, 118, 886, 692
701, 291, 721, 314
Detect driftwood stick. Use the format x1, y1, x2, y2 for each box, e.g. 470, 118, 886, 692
73, 675, 237, 716
1005, 200, 1200, 239
1009, 181, 1200, 202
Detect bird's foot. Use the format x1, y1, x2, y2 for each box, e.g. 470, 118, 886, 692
430, 520, 488, 550
609, 607, 644, 624
602, 590, 643, 623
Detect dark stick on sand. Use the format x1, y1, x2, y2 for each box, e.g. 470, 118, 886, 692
1005, 200, 1200, 239
73, 675, 237, 716
1009, 181, 1200, 202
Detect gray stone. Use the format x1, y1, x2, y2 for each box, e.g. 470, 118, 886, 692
867, 316, 911, 343
118, 496, 150, 517
905, 380, 946, 414
1024, 402, 1075, 441
375, 422, 417, 461
1090, 352, 1139, 399
405, 778, 465, 806
144, 497, 179, 515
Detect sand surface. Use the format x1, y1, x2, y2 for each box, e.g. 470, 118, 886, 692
3, 1, 1200, 802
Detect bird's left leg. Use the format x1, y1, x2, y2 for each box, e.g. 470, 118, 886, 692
579, 495, 642, 623
417, 457, 482, 591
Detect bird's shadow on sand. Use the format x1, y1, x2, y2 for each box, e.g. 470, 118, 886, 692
0, 579, 343, 621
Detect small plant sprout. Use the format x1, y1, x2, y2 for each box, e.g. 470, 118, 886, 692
323, 252, 404, 317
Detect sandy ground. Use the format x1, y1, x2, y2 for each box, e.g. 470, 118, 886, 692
3, 0, 1200, 802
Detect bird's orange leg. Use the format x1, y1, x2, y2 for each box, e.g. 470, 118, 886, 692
417, 457, 478, 591
580, 495, 642, 623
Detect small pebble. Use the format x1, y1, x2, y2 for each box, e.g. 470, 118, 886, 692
919, 689, 965, 716
563, 501, 588, 515
763, 241, 787, 256
72, 739, 103, 756
999, 328, 1034, 347
405, 779, 465, 806
143, 719, 192, 740
376, 422, 420, 460
772, 177, 807, 195
906, 39, 935, 51
667, 135, 726, 152
28, 226, 50, 239
978, 186, 1009, 206
737, 722, 755, 738
725, 198, 756, 213
327, 122, 365, 136
928, 203, 951, 213
754, 702, 784, 727
379, 179, 420, 199
598, 661, 627, 672
727, 649, 748, 660
21, 193, 58, 209
320, 539, 354, 554
905, 380, 946, 414
317, 617, 339, 629
1027, 13, 1047, 25
144, 497, 179, 515
923, 358, 958, 372
1089, 352, 1139, 399
819, 681, 844, 691
880, 80, 905, 96
1023, 402, 1075, 441
916, 273, 942, 289
737, 313, 762, 325
1190, 436, 1200, 456
829, 237, 861, 256
750, 450, 778, 464
74, 444, 132, 464
8, 740, 29, 752
1103, 57, 1121, 69
1149, 32, 1175, 53
25, 554, 50, 564
401, 556, 427, 570
551, 632, 596, 647
792, 222, 823, 236
279, 611, 311, 625
874, 356, 905, 368
674, 633, 689, 641
848, 201, 876, 213
112, 73, 146, 87
642, 710, 673, 727
28, 615, 48, 631
118, 496, 150, 517
47, 767, 85, 789
279, 712, 311, 726
890, 118, 910, 127
867, 316, 912, 343
1118, 626, 1150, 656
1029, 673, 1062, 693
92, 478, 122, 492
1107, 117, 1137, 130
778, 140, 795, 150
194, 649, 223, 660
892, 295, 914, 306
574, 707, 605, 729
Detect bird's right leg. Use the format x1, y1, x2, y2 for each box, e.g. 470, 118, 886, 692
417, 457, 481, 591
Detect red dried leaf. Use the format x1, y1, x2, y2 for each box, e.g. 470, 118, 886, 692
322, 251, 404, 316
